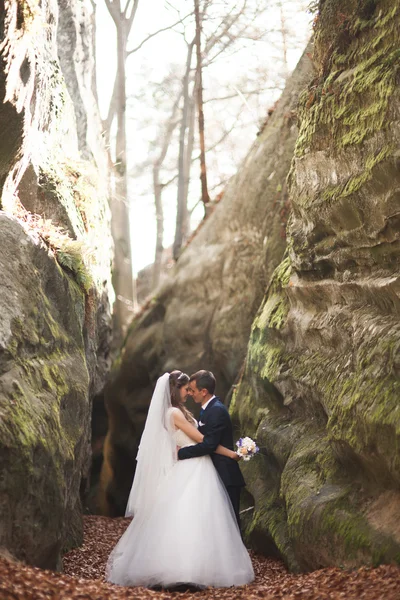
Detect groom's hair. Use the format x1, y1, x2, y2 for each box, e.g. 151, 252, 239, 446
190, 370, 216, 395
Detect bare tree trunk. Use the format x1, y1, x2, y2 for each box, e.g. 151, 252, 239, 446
104, 75, 118, 154
194, 0, 210, 210
111, 24, 136, 341
152, 165, 164, 289
152, 92, 182, 288
104, 0, 139, 343
90, 0, 99, 105
183, 89, 196, 226
279, 1, 288, 77
173, 40, 194, 261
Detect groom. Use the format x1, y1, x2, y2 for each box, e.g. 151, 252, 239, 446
178, 370, 245, 529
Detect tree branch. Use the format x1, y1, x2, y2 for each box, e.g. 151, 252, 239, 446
103, 72, 118, 140
204, 87, 278, 103
127, 14, 192, 56
203, 1, 246, 55
104, 0, 119, 25
126, 0, 140, 30
154, 92, 183, 168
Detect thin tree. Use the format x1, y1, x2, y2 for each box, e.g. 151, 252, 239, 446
153, 92, 182, 287
173, 39, 195, 260
132, 0, 307, 277
102, 4, 193, 329
278, 1, 289, 77
183, 87, 197, 213
104, 0, 139, 340
194, 0, 210, 211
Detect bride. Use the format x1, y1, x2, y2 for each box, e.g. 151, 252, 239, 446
106, 371, 254, 588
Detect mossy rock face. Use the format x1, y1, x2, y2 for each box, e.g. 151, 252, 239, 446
97, 45, 315, 516
0, 0, 112, 569
0, 215, 90, 569
232, 0, 400, 572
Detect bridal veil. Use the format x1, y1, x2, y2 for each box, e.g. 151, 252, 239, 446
125, 372, 176, 517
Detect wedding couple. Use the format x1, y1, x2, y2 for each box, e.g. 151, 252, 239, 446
106, 370, 254, 588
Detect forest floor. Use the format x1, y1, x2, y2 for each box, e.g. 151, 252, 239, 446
0, 516, 400, 599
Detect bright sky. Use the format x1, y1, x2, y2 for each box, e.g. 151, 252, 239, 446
96, 1, 312, 274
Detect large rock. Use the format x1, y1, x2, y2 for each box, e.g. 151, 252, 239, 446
232, 0, 400, 572
0, 215, 89, 569
0, 0, 112, 568
98, 46, 314, 516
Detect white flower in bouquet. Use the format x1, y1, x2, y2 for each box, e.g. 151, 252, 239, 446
236, 436, 259, 461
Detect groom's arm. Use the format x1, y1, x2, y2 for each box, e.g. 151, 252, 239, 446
178, 408, 226, 460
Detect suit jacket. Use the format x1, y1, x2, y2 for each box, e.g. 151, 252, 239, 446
178, 397, 245, 488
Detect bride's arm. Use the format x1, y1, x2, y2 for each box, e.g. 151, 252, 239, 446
173, 410, 239, 460
214, 444, 240, 461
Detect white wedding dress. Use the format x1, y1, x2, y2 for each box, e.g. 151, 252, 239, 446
106, 407, 254, 588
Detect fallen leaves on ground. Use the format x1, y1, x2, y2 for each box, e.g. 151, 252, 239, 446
0, 516, 399, 599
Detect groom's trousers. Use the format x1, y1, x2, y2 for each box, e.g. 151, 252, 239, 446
226, 486, 241, 533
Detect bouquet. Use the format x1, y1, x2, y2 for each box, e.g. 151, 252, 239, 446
236, 436, 259, 461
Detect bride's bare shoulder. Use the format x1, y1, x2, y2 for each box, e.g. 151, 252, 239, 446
167, 406, 183, 421
170, 408, 190, 428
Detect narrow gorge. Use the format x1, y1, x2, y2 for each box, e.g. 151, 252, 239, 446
0, 0, 399, 593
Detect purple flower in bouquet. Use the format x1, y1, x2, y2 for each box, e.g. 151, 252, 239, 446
236, 436, 259, 461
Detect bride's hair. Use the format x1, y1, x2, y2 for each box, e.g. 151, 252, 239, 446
169, 370, 196, 424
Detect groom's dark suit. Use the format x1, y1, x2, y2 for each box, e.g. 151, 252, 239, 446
178, 397, 245, 528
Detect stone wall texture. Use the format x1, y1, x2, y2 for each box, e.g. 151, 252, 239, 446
231, 0, 400, 573
0, 0, 112, 569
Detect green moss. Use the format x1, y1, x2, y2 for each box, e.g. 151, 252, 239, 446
230, 380, 261, 435
282, 433, 331, 531
241, 287, 400, 466
7, 383, 39, 449
40, 159, 105, 235
232, 0, 400, 571
36, 157, 109, 294
240, 326, 400, 559
274, 255, 292, 287
41, 363, 69, 397
239, 255, 293, 406
327, 338, 400, 456
5, 347, 82, 462
296, 1, 399, 161
321, 505, 371, 554
3, 259, 89, 468
48, 60, 69, 120
5, 374, 71, 485
56, 240, 93, 293
318, 145, 394, 207
314, 497, 400, 566
28, 217, 93, 295
266, 299, 289, 331
253, 255, 292, 332
258, 346, 283, 381
16, 0, 40, 31
10, 309, 71, 354
279, 332, 400, 461
281, 433, 400, 565
7, 301, 82, 412
247, 501, 293, 555
233, 254, 294, 433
